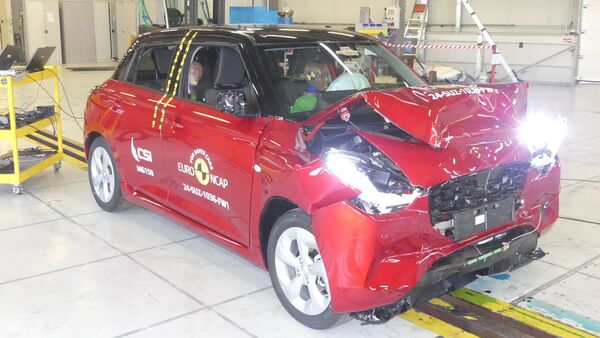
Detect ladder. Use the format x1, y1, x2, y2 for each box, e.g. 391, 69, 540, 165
403, 2, 428, 57
460, 0, 518, 82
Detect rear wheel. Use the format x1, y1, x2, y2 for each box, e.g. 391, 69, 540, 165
267, 209, 348, 329
88, 137, 129, 211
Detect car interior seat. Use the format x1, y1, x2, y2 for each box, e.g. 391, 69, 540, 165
147, 48, 175, 91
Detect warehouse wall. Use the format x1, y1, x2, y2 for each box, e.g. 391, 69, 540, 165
429, 0, 576, 28
424, 33, 577, 85
276, 0, 397, 25
282, 0, 580, 84
0, 1, 14, 46
144, 0, 268, 25
283, 0, 576, 28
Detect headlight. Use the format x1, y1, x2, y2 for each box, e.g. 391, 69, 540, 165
518, 114, 567, 169
323, 149, 421, 214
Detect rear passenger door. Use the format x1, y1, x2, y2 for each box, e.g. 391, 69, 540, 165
107, 43, 177, 203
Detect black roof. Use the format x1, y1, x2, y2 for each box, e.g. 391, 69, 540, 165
137, 25, 375, 45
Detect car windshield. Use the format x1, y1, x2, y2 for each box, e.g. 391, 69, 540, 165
259, 41, 426, 120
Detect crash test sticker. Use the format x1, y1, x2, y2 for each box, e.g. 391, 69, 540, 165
475, 213, 486, 226
177, 148, 230, 209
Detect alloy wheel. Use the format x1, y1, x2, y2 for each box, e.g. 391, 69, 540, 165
90, 146, 116, 203
274, 227, 331, 316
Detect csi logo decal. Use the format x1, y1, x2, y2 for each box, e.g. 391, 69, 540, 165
130, 138, 153, 163
130, 138, 154, 176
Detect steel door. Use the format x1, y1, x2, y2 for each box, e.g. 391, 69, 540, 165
578, 0, 600, 81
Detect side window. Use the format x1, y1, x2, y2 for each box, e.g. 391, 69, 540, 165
114, 49, 135, 82
179, 45, 259, 115
128, 45, 176, 92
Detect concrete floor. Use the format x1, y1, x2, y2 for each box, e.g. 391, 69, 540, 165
0, 68, 599, 337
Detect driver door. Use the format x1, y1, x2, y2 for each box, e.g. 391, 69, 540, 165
160, 44, 268, 246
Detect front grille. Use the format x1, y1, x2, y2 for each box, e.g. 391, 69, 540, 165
429, 162, 529, 229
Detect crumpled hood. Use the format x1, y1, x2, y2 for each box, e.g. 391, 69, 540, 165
360, 82, 528, 149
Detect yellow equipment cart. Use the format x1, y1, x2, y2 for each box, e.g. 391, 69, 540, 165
0, 66, 64, 194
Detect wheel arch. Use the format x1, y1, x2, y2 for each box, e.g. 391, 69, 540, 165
259, 196, 299, 268
85, 131, 103, 158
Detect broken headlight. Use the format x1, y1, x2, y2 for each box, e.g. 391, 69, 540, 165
323, 149, 422, 214
518, 114, 566, 170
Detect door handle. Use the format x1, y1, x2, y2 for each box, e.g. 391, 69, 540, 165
110, 105, 124, 114
165, 119, 184, 130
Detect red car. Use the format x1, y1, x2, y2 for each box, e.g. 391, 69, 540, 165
84, 26, 565, 329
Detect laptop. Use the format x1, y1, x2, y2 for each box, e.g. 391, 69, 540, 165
25, 46, 56, 72
0, 45, 22, 70
0, 46, 56, 76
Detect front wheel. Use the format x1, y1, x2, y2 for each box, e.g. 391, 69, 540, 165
267, 209, 348, 329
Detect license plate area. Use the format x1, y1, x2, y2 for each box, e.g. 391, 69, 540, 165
433, 197, 516, 241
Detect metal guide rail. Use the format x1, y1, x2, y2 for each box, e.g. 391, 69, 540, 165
25, 129, 87, 169
402, 288, 597, 338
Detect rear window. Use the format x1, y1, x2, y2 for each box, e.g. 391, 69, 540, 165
120, 45, 177, 92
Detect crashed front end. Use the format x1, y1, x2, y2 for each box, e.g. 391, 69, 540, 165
300, 83, 564, 323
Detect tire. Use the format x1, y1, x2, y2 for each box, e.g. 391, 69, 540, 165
267, 209, 349, 329
87, 137, 130, 212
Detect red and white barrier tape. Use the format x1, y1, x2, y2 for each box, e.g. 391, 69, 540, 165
384, 42, 493, 50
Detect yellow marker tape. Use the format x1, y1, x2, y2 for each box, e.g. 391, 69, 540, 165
158, 96, 174, 130
453, 288, 597, 338
158, 31, 198, 130
152, 30, 193, 128
167, 31, 196, 96
400, 309, 477, 338
429, 298, 456, 311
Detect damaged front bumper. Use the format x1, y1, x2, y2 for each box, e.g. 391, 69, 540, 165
310, 160, 559, 316
351, 226, 544, 324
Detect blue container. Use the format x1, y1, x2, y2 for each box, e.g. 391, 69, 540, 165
230, 6, 279, 24
278, 16, 293, 25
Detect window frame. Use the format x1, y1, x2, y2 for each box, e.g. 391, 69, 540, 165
114, 41, 179, 95
256, 41, 427, 120
175, 41, 263, 117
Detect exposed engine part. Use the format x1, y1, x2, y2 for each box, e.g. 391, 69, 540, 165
429, 162, 529, 241
306, 99, 412, 155
322, 134, 421, 214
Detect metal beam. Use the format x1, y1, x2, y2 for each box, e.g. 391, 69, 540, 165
163, 0, 170, 28
184, 0, 198, 26
461, 0, 518, 82
213, 0, 225, 25
455, 0, 462, 31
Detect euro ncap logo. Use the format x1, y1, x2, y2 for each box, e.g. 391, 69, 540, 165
194, 157, 210, 186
